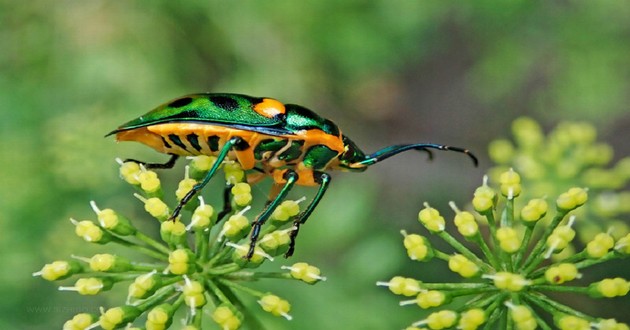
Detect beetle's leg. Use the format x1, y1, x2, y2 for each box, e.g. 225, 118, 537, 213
216, 183, 234, 223
246, 170, 298, 259
170, 137, 245, 221
285, 171, 331, 258
124, 154, 180, 169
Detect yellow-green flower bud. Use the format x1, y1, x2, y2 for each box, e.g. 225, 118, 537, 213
59, 277, 114, 295
512, 117, 543, 148
72, 219, 112, 244
211, 305, 242, 330
231, 182, 253, 207
91, 201, 136, 236
119, 160, 142, 185
449, 254, 479, 278
556, 314, 590, 330
128, 271, 162, 299
488, 139, 515, 164
189, 201, 214, 230
616, 233, 630, 255
453, 211, 479, 238
89, 254, 131, 272
224, 162, 245, 184
378, 276, 421, 296
545, 263, 579, 284
586, 233, 615, 259
168, 248, 196, 275
259, 294, 292, 320
35, 260, 83, 281
283, 262, 326, 284
189, 155, 217, 178
221, 210, 251, 241
590, 278, 630, 298
510, 305, 536, 330
99, 306, 142, 330
546, 223, 576, 255
183, 279, 206, 309
458, 309, 486, 330
271, 199, 302, 223
418, 204, 445, 233
134, 194, 170, 221
416, 290, 448, 309
230, 243, 269, 268
520, 198, 548, 223
499, 169, 521, 198
426, 310, 457, 329
160, 220, 187, 246
596, 318, 629, 330
490, 272, 529, 292
496, 227, 521, 253
63, 313, 97, 330
137, 170, 161, 195
259, 230, 291, 256
472, 182, 496, 213
556, 187, 588, 211
146, 303, 174, 330
175, 178, 197, 201
402, 232, 434, 261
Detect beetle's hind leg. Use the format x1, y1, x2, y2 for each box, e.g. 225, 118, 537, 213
285, 171, 331, 258
124, 154, 180, 169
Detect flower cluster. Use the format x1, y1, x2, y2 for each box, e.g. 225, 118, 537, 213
488, 117, 630, 242
379, 169, 630, 329
34, 156, 325, 330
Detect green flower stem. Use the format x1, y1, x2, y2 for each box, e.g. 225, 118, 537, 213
435, 230, 494, 273
572, 251, 617, 269
110, 236, 169, 261
482, 209, 499, 250
135, 284, 177, 311
483, 293, 509, 329
420, 282, 492, 291
192, 306, 203, 328
130, 262, 166, 272
448, 287, 499, 298
196, 230, 209, 262
474, 233, 500, 270
513, 225, 534, 267
525, 292, 593, 320
206, 263, 241, 276
205, 278, 235, 306
529, 284, 590, 294
134, 231, 171, 255
206, 241, 233, 267
207, 229, 223, 258
225, 271, 292, 281
521, 211, 569, 274
217, 278, 265, 298
502, 198, 514, 228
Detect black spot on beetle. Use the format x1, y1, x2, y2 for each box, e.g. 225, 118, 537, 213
161, 136, 172, 149
211, 96, 239, 111
168, 134, 188, 150
208, 135, 220, 151
187, 133, 202, 152
168, 97, 193, 108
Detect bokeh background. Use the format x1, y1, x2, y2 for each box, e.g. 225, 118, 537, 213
2, 1, 630, 328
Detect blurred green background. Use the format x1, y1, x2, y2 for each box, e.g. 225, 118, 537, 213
2, 1, 630, 328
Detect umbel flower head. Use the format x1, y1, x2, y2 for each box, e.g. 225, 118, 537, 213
378, 169, 630, 330
488, 117, 630, 243
34, 156, 325, 330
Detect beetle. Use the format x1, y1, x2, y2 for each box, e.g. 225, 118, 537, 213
108, 93, 477, 259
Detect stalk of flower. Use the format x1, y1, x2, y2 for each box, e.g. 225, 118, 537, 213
488, 117, 630, 244
34, 156, 326, 330
378, 169, 630, 330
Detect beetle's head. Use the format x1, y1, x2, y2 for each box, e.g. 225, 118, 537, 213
336, 135, 479, 172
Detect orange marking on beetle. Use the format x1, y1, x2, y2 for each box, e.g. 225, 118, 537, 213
252, 98, 286, 118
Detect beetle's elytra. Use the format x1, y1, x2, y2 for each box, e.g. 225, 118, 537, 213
108, 93, 477, 259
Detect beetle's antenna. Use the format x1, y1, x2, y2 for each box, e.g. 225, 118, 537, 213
358, 143, 478, 167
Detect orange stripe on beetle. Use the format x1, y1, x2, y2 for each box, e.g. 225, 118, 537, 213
252, 98, 286, 118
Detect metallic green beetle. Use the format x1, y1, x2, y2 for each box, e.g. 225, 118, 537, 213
109, 93, 477, 258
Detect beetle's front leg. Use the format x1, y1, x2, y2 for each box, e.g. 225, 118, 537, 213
124, 154, 180, 169
285, 171, 331, 258
246, 169, 298, 259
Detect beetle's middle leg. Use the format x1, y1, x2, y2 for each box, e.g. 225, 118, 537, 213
246, 169, 298, 259
170, 137, 247, 221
